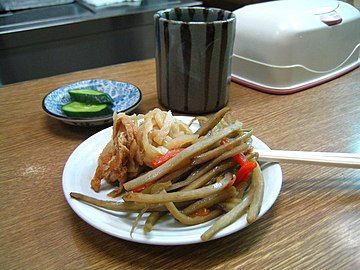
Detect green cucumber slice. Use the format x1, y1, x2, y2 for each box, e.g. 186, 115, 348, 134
62, 101, 113, 118
68, 89, 114, 104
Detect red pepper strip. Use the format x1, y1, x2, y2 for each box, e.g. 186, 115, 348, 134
151, 148, 184, 168
234, 161, 257, 185
220, 138, 248, 165
233, 153, 247, 166
190, 207, 210, 217
132, 180, 156, 193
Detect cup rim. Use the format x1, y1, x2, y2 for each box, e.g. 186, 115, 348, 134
154, 7, 235, 25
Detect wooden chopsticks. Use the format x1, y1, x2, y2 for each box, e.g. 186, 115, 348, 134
256, 150, 360, 169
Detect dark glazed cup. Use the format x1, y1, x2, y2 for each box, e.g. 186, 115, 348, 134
154, 7, 236, 114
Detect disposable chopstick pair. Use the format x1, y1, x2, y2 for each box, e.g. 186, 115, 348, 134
256, 150, 360, 169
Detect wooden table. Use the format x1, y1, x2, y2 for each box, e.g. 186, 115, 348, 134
1, 59, 359, 269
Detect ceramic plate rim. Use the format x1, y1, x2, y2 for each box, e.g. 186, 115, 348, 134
62, 116, 282, 245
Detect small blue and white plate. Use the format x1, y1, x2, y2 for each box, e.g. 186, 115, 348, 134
42, 79, 142, 126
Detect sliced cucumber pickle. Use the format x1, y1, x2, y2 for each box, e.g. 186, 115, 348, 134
68, 89, 114, 104
62, 101, 113, 118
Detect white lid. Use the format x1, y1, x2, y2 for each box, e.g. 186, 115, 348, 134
255, 0, 339, 15
233, 0, 360, 72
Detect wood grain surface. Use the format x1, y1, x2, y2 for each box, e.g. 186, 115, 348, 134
0, 59, 359, 270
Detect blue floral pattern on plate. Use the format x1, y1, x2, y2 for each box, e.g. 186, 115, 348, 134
42, 79, 142, 126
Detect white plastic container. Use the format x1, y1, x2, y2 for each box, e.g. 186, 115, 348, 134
231, 0, 360, 94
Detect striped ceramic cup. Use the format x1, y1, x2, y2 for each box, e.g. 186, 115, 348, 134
154, 7, 236, 114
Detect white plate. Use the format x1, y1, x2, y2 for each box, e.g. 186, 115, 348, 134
62, 116, 282, 245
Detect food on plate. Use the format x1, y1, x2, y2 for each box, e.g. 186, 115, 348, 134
91, 108, 198, 197
70, 106, 264, 241
69, 89, 114, 104
61, 101, 113, 118
62, 88, 113, 117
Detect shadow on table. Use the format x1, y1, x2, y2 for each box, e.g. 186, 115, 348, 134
69, 207, 276, 269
